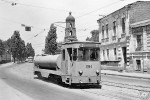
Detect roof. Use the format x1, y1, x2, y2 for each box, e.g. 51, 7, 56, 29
97, 1, 150, 23
66, 12, 75, 22
62, 41, 101, 45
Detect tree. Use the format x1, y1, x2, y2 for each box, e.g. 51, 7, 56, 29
18, 40, 26, 61
45, 24, 57, 55
91, 30, 99, 42
25, 43, 35, 58
55, 42, 62, 54
0, 39, 4, 57
86, 30, 99, 42
5, 38, 11, 54
10, 30, 26, 62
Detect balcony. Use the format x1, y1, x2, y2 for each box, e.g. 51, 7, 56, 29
106, 38, 109, 42
101, 39, 105, 43
112, 36, 116, 41
121, 33, 126, 38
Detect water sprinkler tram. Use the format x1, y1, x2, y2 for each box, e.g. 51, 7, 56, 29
34, 12, 101, 86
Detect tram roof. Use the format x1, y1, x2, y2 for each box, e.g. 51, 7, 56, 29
62, 41, 101, 45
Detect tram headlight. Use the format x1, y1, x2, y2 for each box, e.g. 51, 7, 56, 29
78, 70, 83, 76
96, 70, 100, 76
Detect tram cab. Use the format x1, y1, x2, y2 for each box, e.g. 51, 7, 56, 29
61, 41, 101, 85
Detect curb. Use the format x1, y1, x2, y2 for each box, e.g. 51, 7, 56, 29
101, 72, 150, 80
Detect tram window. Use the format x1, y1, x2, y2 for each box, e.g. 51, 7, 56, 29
73, 49, 77, 61
78, 48, 83, 61
78, 48, 90, 61
90, 49, 99, 61
62, 49, 65, 60
78, 48, 99, 61
67, 48, 72, 61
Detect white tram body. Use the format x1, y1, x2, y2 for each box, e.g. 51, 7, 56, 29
34, 41, 101, 86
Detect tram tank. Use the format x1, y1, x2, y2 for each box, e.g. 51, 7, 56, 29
34, 55, 62, 70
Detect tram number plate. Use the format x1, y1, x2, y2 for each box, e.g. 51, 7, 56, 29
86, 65, 92, 68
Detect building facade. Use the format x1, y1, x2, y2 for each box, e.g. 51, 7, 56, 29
97, 1, 150, 72
130, 20, 150, 72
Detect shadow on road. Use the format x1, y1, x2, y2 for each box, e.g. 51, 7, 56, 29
34, 76, 101, 89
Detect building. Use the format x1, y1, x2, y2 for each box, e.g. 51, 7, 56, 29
0, 53, 11, 64
64, 12, 78, 42
130, 19, 150, 72
97, 1, 150, 72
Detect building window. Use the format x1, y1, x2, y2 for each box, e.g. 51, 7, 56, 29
113, 21, 116, 36
106, 24, 109, 38
102, 26, 104, 39
103, 50, 105, 57
136, 35, 142, 51
107, 49, 109, 59
122, 18, 125, 33
146, 25, 150, 34
114, 48, 116, 55
114, 48, 117, 60
137, 35, 142, 45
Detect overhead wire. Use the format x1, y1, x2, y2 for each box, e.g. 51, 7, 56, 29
0, 0, 70, 12
74, 0, 125, 39
76, 0, 122, 19
0, 15, 43, 30
0, 0, 127, 52
26, 28, 47, 42
0, 0, 125, 42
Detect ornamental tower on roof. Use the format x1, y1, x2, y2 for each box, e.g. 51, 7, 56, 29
64, 12, 77, 42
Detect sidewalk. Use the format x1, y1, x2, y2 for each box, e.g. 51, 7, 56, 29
0, 63, 33, 100
101, 70, 150, 79
0, 79, 33, 100
0, 62, 13, 67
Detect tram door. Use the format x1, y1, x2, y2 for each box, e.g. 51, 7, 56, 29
66, 48, 72, 75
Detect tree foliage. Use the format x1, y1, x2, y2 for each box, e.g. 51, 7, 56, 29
0, 39, 4, 56
45, 24, 57, 55
86, 30, 99, 42
25, 43, 35, 57
4, 38, 11, 54
0, 30, 35, 63
10, 30, 26, 62
18, 40, 26, 60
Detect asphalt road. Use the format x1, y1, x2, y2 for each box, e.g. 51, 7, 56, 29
101, 73, 150, 88
1, 63, 150, 100
0, 64, 94, 100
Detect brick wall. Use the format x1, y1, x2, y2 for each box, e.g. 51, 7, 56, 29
129, 1, 150, 24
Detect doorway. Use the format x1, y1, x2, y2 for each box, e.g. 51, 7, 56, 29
122, 47, 127, 69
136, 60, 141, 71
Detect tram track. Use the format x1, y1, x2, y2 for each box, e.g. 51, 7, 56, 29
102, 81, 150, 92
80, 86, 141, 100
80, 81, 150, 100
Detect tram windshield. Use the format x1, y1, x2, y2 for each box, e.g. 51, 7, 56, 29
78, 47, 99, 61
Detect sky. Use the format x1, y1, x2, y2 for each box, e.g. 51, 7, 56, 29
0, 0, 148, 54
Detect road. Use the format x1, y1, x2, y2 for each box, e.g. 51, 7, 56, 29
101, 73, 150, 100
102, 73, 150, 86
0, 63, 150, 100
101, 73, 150, 91
0, 63, 108, 100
